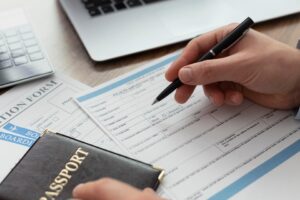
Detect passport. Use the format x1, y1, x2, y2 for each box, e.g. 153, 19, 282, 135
0, 130, 164, 200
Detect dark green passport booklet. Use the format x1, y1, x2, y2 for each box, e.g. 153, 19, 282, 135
0, 131, 164, 200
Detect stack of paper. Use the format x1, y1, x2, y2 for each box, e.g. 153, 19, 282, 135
0, 75, 120, 183
1, 53, 299, 199
75, 53, 300, 200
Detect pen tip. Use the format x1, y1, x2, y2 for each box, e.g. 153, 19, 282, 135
152, 99, 158, 105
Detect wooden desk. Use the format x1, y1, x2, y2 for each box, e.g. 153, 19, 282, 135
1, 0, 300, 88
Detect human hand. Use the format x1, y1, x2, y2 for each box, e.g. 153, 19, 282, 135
165, 24, 300, 109
72, 178, 164, 200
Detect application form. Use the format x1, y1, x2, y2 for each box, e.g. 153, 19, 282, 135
76, 53, 300, 200
0, 74, 119, 183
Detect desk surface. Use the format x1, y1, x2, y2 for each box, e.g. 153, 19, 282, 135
0, 0, 300, 89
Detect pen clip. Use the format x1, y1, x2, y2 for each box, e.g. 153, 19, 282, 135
221, 29, 250, 54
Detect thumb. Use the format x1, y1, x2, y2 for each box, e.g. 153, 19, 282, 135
178, 55, 241, 86
73, 178, 141, 200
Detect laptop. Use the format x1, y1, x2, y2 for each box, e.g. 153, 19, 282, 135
59, 0, 300, 62
0, 9, 53, 88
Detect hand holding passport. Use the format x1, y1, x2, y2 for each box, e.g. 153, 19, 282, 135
72, 178, 164, 200
0, 131, 164, 200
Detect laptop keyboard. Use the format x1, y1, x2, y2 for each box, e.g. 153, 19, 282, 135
81, 0, 166, 17
0, 25, 44, 70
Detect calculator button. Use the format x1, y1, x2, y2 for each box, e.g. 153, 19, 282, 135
0, 39, 5, 46
0, 53, 10, 61
4, 29, 18, 37
24, 39, 37, 47
21, 32, 34, 40
9, 43, 23, 50
29, 52, 44, 61
26, 45, 40, 54
0, 46, 7, 54
6, 36, 20, 44
14, 56, 28, 66
0, 60, 13, 69
19, 26, 32, 34
11, 49, 26, 58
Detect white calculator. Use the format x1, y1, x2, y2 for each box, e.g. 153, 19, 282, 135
0, 9, 53, 88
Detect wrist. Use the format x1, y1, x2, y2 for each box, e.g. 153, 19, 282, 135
290, 49, 300, 107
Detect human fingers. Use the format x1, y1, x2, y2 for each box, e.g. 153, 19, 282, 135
178, 55, 242, 86
219, 82, 244, 106
72, 178, 141, 200
165, 23, 239, 82
142, 188, 165, 200
224, 90, 244, 106
203, 84, 225, 106
174, 85, 195, 104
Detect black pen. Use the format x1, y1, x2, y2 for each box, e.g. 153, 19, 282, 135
152, 17, 254, 105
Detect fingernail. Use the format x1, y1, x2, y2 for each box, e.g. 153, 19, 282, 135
209, 96, 215, 105
231, 95, 240, 105
180, 68, 193, 82
65, 199, 81, 200
73, 184, 84, 195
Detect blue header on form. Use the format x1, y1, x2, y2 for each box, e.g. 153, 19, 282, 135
77, 54, 178, 102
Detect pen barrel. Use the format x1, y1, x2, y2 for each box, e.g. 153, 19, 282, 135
213, 17, 254, 54
156, 51, 214, 103
198, 51, 215, 62
157, 78, 182, 101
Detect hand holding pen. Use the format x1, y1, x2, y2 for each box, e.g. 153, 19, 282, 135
70, 18, 300, 200
153, 17, 254, 105
155, 17, 300, 109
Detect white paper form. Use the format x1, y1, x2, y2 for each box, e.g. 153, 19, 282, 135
0, 74, 119, 183
76, 53, 300, 200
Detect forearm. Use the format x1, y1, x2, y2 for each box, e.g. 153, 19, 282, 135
287, 46, 300, 108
